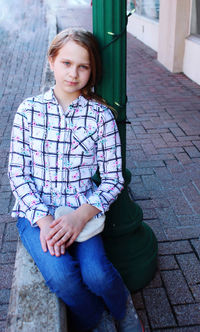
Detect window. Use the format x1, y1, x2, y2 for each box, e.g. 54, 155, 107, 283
127, 0, 160, 20
190, 0, 200, 35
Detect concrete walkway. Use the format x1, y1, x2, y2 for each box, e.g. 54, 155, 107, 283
0, 0, 200, 331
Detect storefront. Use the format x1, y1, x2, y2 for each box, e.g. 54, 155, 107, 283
127, 0, 160, 51
127, 0, 160, 20
127, 0, 200, 85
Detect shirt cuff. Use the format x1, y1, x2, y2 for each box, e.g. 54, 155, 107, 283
86, 193, 106, 215
27, 205, 50, 226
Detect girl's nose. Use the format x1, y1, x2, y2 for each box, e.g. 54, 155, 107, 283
69, 66, 78, 79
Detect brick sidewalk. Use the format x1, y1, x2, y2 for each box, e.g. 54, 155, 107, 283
127, 34, 200, 331
0, 0, 200, 331
0, 1, 49, 330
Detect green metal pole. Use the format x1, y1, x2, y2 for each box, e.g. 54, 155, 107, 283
93, 0, 158, 292
93, 0, 127, 167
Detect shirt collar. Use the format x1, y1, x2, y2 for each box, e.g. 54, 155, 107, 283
43, 87, 57, 104
43, 87, 89, 109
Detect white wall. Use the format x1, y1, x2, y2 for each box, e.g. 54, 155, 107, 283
127, 13, 159, 51
183, 35, 200, 85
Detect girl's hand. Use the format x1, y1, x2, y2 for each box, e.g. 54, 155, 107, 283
47, 204, 101, 248
46, 212, 86, 248
36, 215, 66, 256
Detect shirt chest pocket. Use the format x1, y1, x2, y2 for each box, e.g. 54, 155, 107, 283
71, 127, 96, 154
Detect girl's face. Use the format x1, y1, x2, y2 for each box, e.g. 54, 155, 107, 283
49, 40, 91, 102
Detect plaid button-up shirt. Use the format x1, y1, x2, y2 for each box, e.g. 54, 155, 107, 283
8, 88, 124, 225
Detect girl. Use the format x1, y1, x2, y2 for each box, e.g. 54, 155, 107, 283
8, 28, 144, 332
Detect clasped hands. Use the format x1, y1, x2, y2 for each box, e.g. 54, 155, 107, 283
36, 204, 100, 257
37, 212, 86, 257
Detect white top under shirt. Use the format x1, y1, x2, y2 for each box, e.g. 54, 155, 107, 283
8, 88, 124, 226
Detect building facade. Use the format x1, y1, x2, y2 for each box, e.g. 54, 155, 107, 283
127, 0, 200, 85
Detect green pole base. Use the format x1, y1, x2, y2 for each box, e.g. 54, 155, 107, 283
93, 168, 158, 291
103, 222, 158, 292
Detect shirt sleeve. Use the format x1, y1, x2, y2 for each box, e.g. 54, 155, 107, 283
8, 101, 50, 226
87, 107, 124, 213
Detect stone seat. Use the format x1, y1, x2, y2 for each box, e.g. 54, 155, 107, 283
6, 240, 68, 332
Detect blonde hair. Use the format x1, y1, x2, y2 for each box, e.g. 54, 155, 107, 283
48, 28, 116, 113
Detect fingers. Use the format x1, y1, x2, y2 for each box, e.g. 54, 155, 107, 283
40, 233, 53, 254
44, 240, 66, 257
49, 230, 77, 248
47, 241, 55, 256
50, 218, 61, 228
60, 244, 66, 255
65, 234, 77, 248
56, 231, 71, 246
45, 215, 81, 249
40, 227, 66, 256
47, 223, 71, 246
40, 235, 47, 253
54, 243, 61, 257
46, 224, 60, 240
50, 229, 72, 246
53, 243, 66, 256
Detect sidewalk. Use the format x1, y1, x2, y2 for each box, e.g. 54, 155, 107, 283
0, 1, 49, 331
0, 0, 200, 331
126, 34, 200, 331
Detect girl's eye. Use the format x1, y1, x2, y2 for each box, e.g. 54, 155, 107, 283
80, 65, 90, 70
64, 62, 70, 66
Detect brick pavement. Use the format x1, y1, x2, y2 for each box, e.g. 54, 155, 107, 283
0, 1, 49, 331
0, 1, 200, 331
127, 34, 200, 331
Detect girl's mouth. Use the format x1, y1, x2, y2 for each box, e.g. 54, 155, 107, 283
65, 80, 78, 86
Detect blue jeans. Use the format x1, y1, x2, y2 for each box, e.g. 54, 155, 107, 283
17, 217, 128, 331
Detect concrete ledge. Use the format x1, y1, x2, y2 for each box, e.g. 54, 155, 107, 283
6, 240, 68, 332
